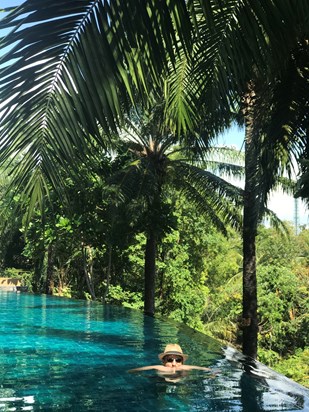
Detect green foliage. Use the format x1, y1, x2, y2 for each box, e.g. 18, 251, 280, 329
272, 348, 309, 388
200, 225, 309, 388
105, 285, 143, 310
257, 348, 281, 366
203, 273, 242, 343
296, 229, 309, 266
157, 229, 208, 331
202, 230, 242, 289
255, 227, 309, 386
53, 286, 72, 298
124, 233, 146, 293
257, 265, 309, 354
0, 267, 33, 291
255, 226, 309, 360
1, 267, 22, 278
257, 225, 298, 266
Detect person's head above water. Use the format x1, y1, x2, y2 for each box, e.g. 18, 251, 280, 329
158, 343, 188, 365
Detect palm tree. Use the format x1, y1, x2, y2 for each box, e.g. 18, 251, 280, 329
112, 104, 243, 316
238, 39, 309, 356
164, 3, 309, 359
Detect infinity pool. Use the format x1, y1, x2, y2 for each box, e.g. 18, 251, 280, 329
0, 291, 308, 411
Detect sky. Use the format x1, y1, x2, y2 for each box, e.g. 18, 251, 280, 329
1, 0, 19, 8
0, 2, 308, 228
216, 125, 308, 228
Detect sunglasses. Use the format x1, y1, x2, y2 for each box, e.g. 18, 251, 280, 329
164, 357, 183, 363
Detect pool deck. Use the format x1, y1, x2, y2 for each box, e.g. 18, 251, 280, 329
0, 277, 21, 291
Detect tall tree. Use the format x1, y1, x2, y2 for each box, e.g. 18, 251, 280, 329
164, 3, 309, 359
238, 40, 309, 357
112, 104, 243, 315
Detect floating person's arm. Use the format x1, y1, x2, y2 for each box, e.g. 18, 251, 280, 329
128, 365, 171, 373
181, 365, 211, 371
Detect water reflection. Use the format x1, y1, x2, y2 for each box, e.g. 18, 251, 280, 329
223, 347, 308, 411
0, 394, 35, 411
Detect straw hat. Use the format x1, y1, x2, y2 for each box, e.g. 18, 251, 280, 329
158, 343, 188, 361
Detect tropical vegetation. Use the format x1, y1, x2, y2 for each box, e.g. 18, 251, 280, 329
0, 0, 308, 385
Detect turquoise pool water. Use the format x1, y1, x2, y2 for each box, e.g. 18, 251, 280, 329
0, 291, 308, 411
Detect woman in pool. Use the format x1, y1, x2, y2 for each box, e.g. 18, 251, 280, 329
128, 343, 211, 381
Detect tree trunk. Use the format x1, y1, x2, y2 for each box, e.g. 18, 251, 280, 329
57, 267, 65, 295
242, 204, 258, 358
242, 83, 259, 359
144, 231, 156, 316
45, 243, 54, 295
103, 244, 112, 303
82, 245, 96, 300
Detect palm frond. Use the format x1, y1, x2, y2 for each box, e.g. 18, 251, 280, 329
0, 0, 193, 210
181, 0, 309, 139
164, 47, 199, 133
178, 162, 244, 203
295, 158, 309, 205
262, 208, 290, 236
198, 146, 245, 180
270, 176, 296, 197
0, 7, 16, 13
171, 161, 244, 231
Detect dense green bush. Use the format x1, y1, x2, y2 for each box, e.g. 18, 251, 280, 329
257, 265, 309, 354
272, 348, 309, 388
105, 284, 144, 310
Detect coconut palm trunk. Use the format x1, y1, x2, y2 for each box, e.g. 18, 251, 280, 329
241, 84, 260, 359
242, 177, 258, 359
